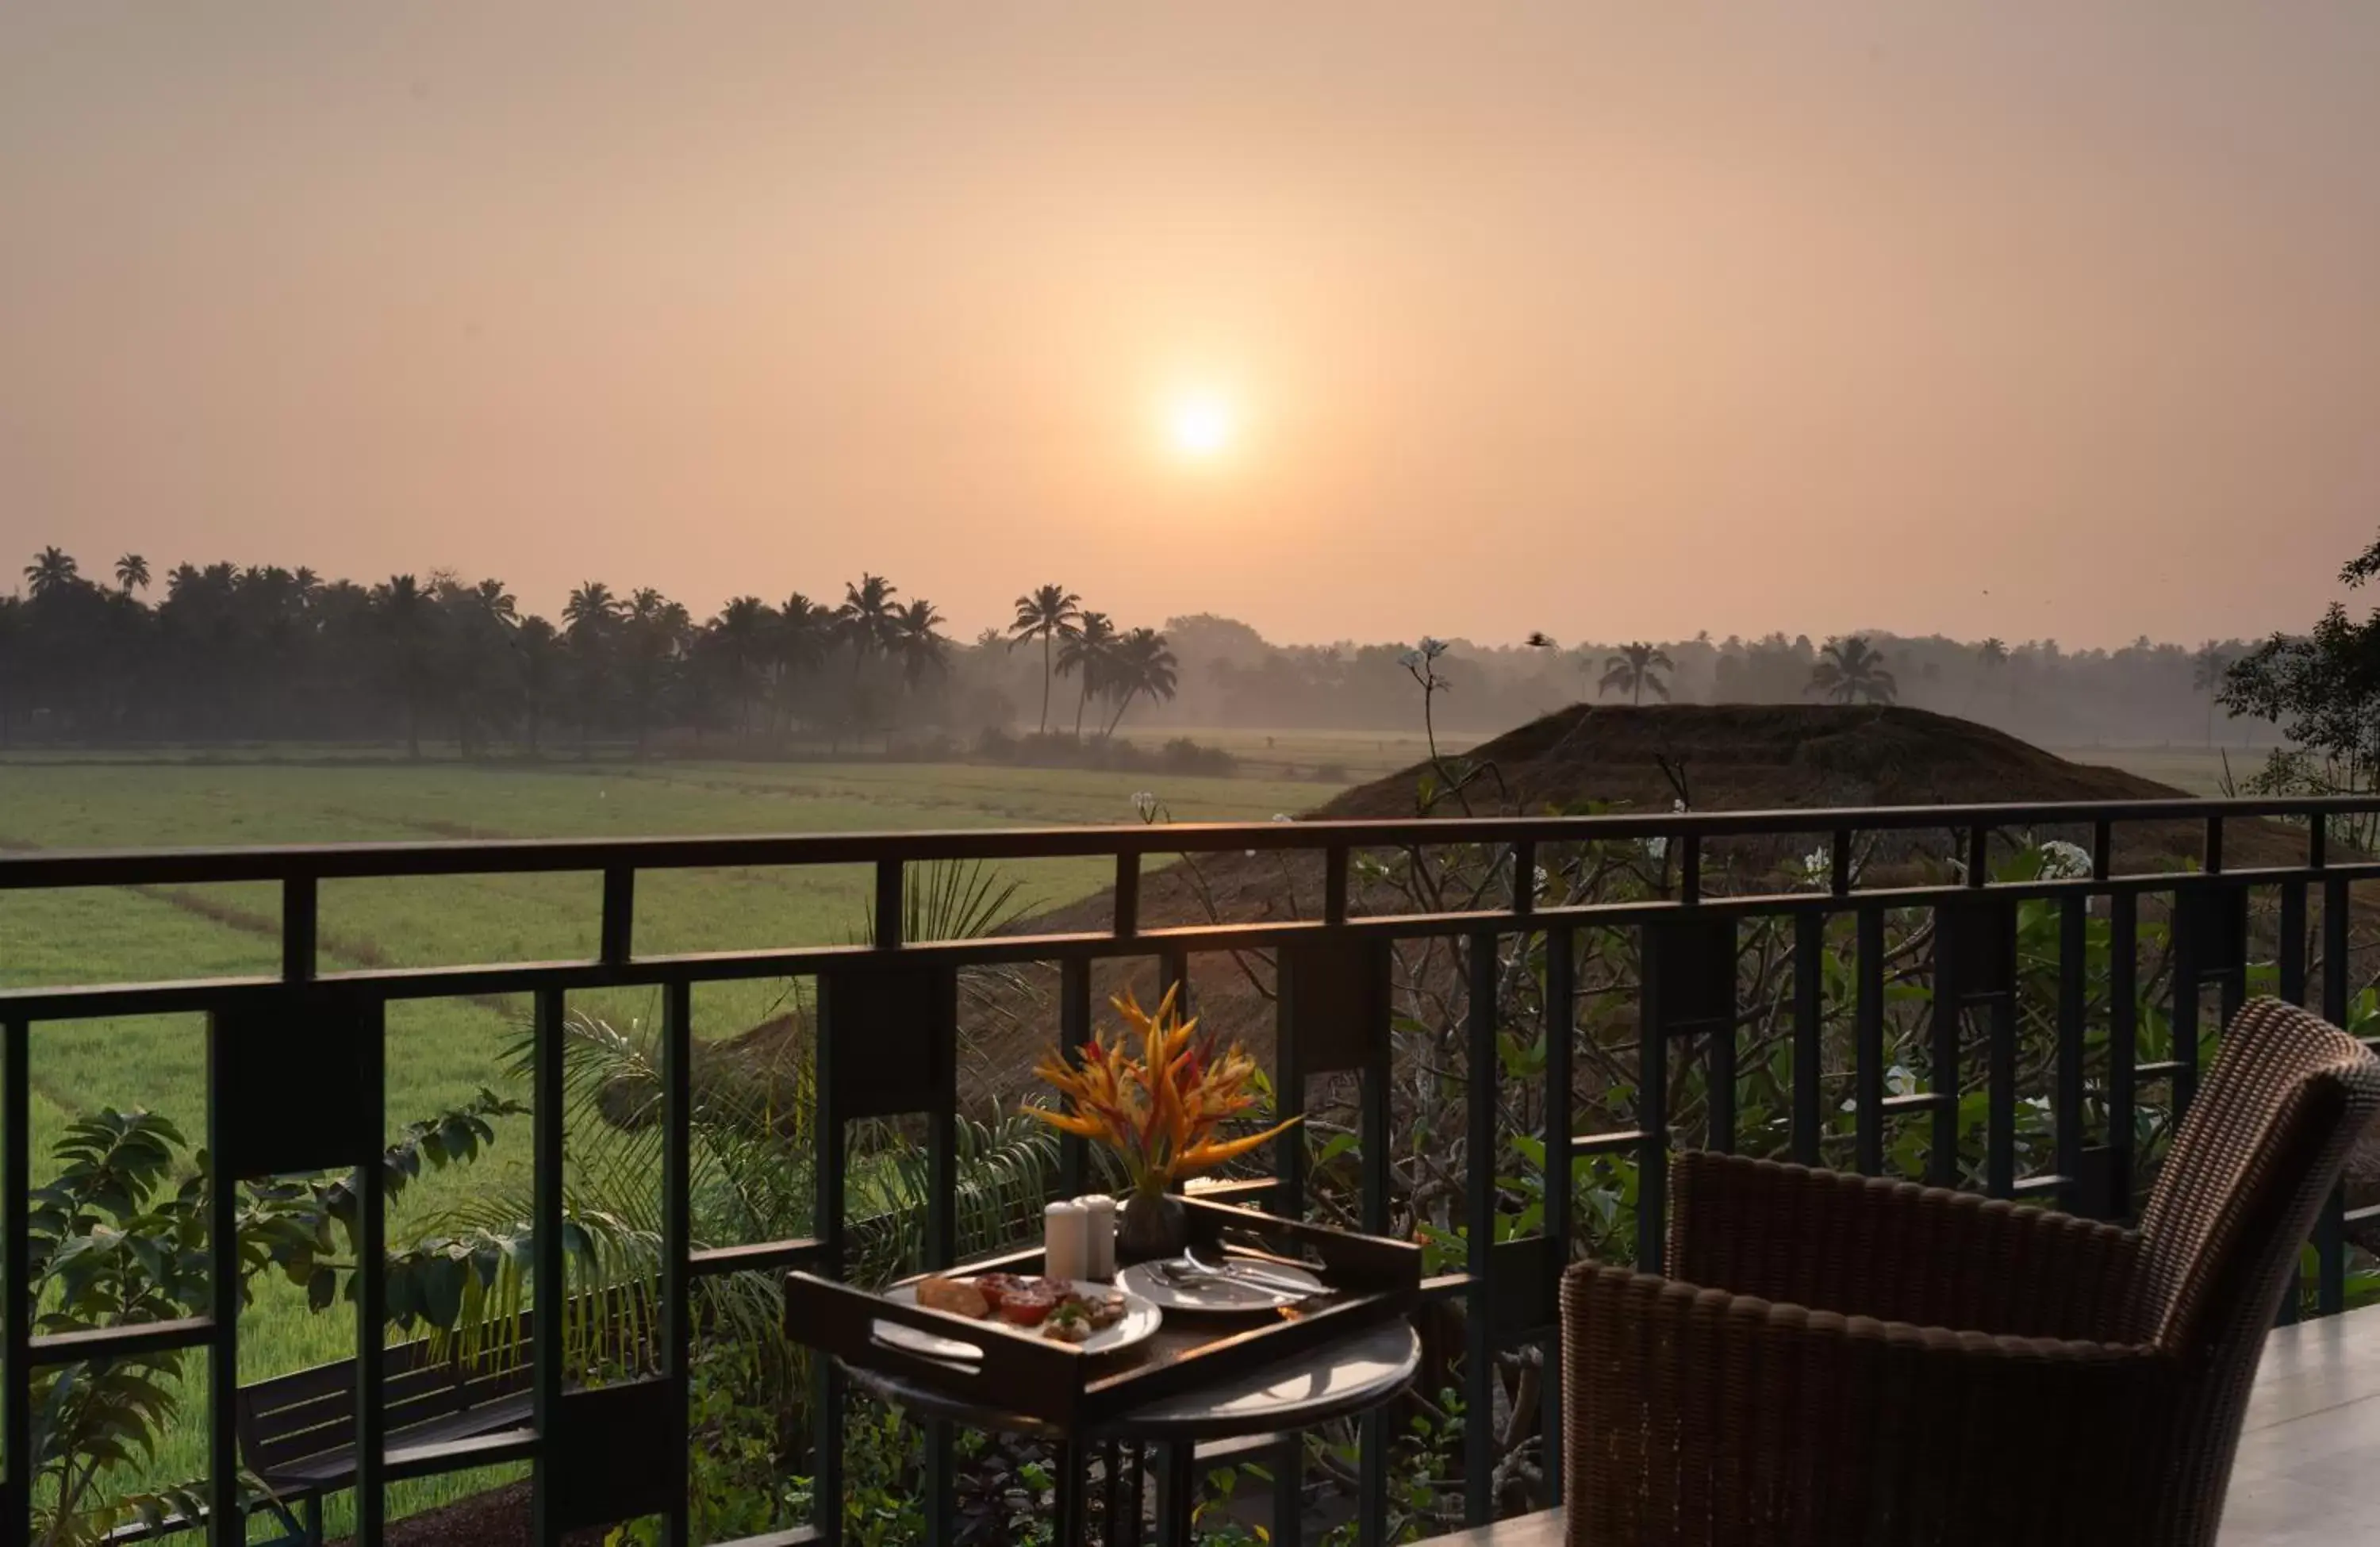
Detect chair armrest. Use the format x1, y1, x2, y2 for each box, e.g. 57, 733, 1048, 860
1668, 1151, 2144, 1341
1562, 1262, 2177, 1546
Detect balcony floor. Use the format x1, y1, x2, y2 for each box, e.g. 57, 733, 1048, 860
1423, 1302, 2380, 1546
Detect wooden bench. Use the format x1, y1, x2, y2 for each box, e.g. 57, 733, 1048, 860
236, 1334, 537, 1545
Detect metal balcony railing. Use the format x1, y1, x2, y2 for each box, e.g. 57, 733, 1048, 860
5, 795, 2379, 1545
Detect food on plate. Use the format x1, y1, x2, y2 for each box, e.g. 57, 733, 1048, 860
972, 1273, 1036, 1315
994, 1281, 1059, 1327
1071, 1288, 1127, 1329
908, 1274, 1138, 1341
916, 1276, 989, 1320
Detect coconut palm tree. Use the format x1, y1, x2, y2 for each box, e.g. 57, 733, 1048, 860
892, 598, 949, 688
711, 596, 774, 735
1599, 642, 1675, 705
1807, 635, 1898, 705
1979, 637, 2009, 670
371, 574, 436, 758
1056, 611, 1116, 739
23, 547, 79, 598
837, 574, 900, 670
113, 554, 149, 595
2192, 643, 2232, 747
1100, 627, 1179, 738
1008, 584, 1082, 735
562, 582, 625, 754
509, 616, 559, 754
772, 593, 832, 737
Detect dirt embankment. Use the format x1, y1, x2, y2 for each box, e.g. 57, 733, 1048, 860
889, 704, 2294, 1106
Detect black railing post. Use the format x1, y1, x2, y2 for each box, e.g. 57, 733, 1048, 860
1540, 924, 1575, 1505
205, 1012, 242, 1547
2107, 891, 2140, 1220
662, 980, 693, 1546
532, 988, 567, 1547
1058, 958, 1092, 1196
601, 866, 635, 966
874, 858, 904, 949
4, 1019, 29, 1547
283, 873, 317, 982
1464, 929, 1499, 1530
1854, 906, 1885, 1177
2320, 876, 2351, 1315
354, 996, 388, 1547
1792, 912, 1824, 1166
2056, 896, 2087, 1213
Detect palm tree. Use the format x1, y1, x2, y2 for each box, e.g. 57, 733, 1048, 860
1056, 611, 1116, 739
712, 597, 774, 735
773, 593, 831, 737
1100, 627, 1179, 738
1979, 637, 2009, 670
514, 616, 562, 754
2192, 643, 2232, 747
1008, 584, 1083, 735
371, 574, 435, 758
23, 547, 79, 598
1598, 642, 1676, 706
113, 554, 150, 595
562, 582, 624, 754
892, 598, 949, 687
837, 574, 900, 671
622, 589, 689, 754
1807, 635, 1898, 705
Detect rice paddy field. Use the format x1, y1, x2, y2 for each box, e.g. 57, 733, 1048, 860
0, 754, 1345, 1532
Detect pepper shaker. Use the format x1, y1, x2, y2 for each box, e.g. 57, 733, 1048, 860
1078, 1194, 1116, 1280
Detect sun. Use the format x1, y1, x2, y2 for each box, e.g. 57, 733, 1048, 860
1167, 393, 1236, 459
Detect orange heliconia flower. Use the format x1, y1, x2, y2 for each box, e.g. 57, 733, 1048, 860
1028, 984, 1299, 1193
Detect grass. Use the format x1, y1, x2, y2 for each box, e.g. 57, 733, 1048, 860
0, 754, 1346, 1535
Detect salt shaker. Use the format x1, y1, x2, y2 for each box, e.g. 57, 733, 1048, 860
1044, 1200, 1089, 1281
1078, 1194, 1117, 1280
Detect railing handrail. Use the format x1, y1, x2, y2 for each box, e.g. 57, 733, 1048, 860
4, 793, 2378, 889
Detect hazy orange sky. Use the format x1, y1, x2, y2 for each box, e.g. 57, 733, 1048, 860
5, 6, 2377, 648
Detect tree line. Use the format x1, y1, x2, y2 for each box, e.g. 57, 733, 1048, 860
0, 547, 1177, 754
2, 543, 2267, 755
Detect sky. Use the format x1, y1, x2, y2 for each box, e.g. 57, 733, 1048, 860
4, 5, 2378, 650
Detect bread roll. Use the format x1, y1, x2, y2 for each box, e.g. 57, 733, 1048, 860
916, 1276, 988, 1319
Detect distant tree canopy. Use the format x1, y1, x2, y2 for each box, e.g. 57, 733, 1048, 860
0, 545, 2272, 753
0, 550, 1182, 755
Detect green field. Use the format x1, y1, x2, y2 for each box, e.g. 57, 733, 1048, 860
0, 755, 1346, 1530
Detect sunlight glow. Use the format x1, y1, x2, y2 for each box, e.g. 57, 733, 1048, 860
1167, 393, 1236, 459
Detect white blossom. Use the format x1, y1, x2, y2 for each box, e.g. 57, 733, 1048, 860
1801, 846, 1832, 887
1131, 791, 1159, 823
2039, 839, 2093, 880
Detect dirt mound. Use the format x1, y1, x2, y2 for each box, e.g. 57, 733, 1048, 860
1319, 703, 2178, 819
950, 704, 2290, 1107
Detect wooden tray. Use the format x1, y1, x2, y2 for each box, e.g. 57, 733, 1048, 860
783, 1196, 1421, 1434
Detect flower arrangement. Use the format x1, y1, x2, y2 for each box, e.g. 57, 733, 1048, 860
1028, 985, 1298, 1203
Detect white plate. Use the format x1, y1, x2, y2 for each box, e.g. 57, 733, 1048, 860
874, 1278, 1161, 1361
1118, 1257, 1324, 1312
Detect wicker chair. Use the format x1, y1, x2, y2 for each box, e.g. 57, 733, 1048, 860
1560, 996, 2380, 1546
